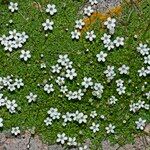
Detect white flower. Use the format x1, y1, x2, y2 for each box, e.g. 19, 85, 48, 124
0, 35, 8, 46
101, 33, 111, 44
108, 96, 118, 105
81, 77, 93, 89
7, 83, 16, 92
86, 30, 96, 41
137, 43, 149, 56
19, 32, 29, 43
6, 100, 18, 113
145, 91, 150, 99
46, 4, 57, 15
116, 79, 124, 87
84, 6, 94, 16
118, 65, 129, 74
89, 0, 98, 5
130, 103, 139, 113
79, 145, 88, 150
116, 86, 126, 95
47, 107, 61, 120
90, 111, 97, 118
8, 2, 18, 12
56, 133, 68, 144
40, 63, 46, 69
105, 124, 115, 134
135, 118, 146, 130
26, 93, 37, 103
114, 37, 124, 47
137, 100, 145, 109
75, 112, 88, 124
57, 54, 70, 66
104, 41, 114, 50
9, 29, 19, 39
71, 30, 81, 40
66, 69, 77, 80
62, 112, 73, 123
144, 55, 150, 64
146, 66, 150, 74
14, 78, 24, 88
11, 127, 20, 136
55, 77, 65, 86
60, 85, 68, 94
93, 83, 104, 92
44, 84, 54, 94
67, 137, 77, 146
42, 19, 54, 31
51, 64, 62, 73
138, 67, 147, 77
96, 51, 107, 62
104, 17, 116, 30
0, 94, 6, 107
44, 117, 52, 126
90, 123, 99, 133
0, 118, 3, 127
104, 65, 116, 81
75, 19, 85, 29
3, 76, 12, 86
4, 41, 14, 52
20, 50, 31, 61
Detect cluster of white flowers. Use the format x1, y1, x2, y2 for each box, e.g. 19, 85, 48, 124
0, 93, 18, 114
116, 79, 126, 95
104, 17, 116, 34
56, 133, 77, 146
8, 2, 18, 12
92, 82, 104, 98
62, 111, 88, 125
137, 43, 150, 77
44, 107, 61, 126
129, 100, 149, 113
42, 4, 57, 31
0, 75, 24, 92
104, 65, 116, 81
0, 29, 29, 53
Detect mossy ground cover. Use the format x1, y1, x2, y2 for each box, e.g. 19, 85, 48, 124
0, 0, 150, 149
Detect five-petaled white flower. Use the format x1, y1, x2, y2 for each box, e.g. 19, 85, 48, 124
71, 30, 81, 40
46, 4, 57, 15
56, 133, 68, 144
20, 50, 31, 61
42, 19, 54, 31
11, 127, 20, 136
84, 6, 94, 16
135, 118, 146, 130
86, 30, 96, 41
26, 92, 37, 103
90, 122, 99, 133
8, 2, 18, 12
75, 19, 85, 29
96, 51, 107, 62
105, 123, 116, 134
114, 37, 124, 47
